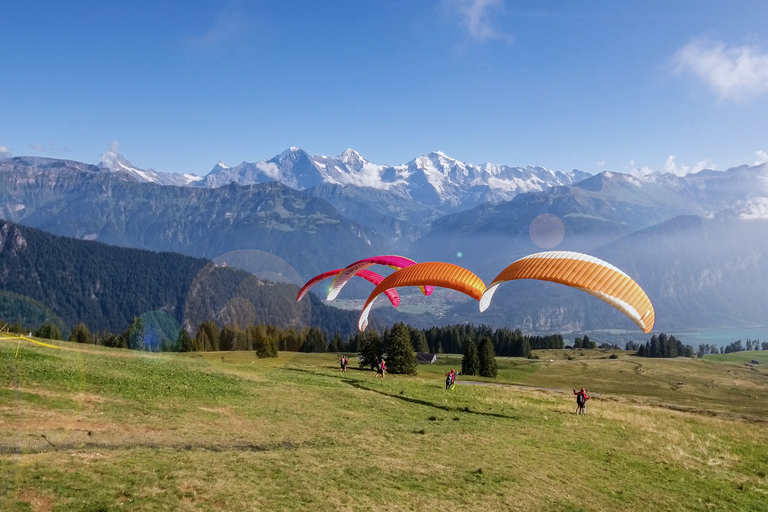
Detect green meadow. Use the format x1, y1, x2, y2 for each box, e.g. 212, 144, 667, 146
2, 339, 767, 511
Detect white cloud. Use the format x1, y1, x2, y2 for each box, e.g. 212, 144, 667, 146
739, 197, 768, 220
755, 150, 768, 166
29, 143, 72, 155
596, 161, 605, 167
0, 145, 10, 159
443, 0, 513, 43
337, 162, 386, 188
101, 141, 120, 170
255, 161, 281, 180
186, 4, 250, 51
628, 165, 654, 180
674, 39, 768, 102
663, 155, 713, 176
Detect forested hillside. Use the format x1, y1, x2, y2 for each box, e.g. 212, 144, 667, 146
0, 221, 369, 338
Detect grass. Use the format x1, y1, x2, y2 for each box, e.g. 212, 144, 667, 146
2, 337, 768, 511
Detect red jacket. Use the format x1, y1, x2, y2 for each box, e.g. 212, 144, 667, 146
574, 389, 590, 402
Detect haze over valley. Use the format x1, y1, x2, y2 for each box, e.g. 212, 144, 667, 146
2, 147, 767, 335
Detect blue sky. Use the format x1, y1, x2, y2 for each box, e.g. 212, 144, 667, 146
2, 0, 767, 176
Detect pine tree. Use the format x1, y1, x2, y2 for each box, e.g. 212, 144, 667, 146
409, 326, 429, 352
359, 330, 382, 370
199, 321, 220, 351
329, 332, 343, 353
461, 339, 480, 376
478, 337, 498, 378
35, 322, 62, 340
386, 322, 416, 375
248, 324, 278, 358
195, 326, 211, 351
68, 323, 92, 344
128, 317, 146, 351
178, 329, 194, 352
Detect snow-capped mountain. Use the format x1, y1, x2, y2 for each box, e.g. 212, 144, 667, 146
99, 151, 203, 187
197, 147, 591, 210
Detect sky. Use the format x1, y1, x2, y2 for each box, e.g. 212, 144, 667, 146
1, 0, 767, 176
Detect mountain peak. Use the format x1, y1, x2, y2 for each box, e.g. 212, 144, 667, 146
209, 161, 229, 174
277, 147, 306, 160
338, 148, 366, 164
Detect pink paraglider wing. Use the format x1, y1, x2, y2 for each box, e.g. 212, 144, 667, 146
297, 268, 400, 306
327, 255, 425, 301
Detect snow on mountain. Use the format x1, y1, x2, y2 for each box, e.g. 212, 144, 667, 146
99, 144, 202, 186
197, 147, 591, 209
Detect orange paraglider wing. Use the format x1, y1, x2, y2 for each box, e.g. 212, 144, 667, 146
480, 251, 655, 333
358, 262, 485, 331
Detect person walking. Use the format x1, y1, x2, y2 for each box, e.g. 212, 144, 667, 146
445, 369, 456, 390
573, 387, 590, 415
375, 358, 386, 378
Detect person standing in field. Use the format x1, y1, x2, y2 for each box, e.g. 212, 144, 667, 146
339, 355, 349, 372
375, 358, 386, 378
445, 369, 456, 390
573, 387, 590, 415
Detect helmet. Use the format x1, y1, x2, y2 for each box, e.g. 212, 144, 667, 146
581, 388, 585, 392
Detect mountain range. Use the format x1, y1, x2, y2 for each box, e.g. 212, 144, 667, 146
1, 148, 767, 335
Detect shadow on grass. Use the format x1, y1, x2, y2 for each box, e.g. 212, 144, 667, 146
284, 367, 517, 420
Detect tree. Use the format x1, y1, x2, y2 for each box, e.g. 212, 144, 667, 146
247, 324, 278, 358
220, 325, 249, 351
359, 330, 383, 370
386, 322, 416, 375
329, 332, 343, 353
409, 326, 429, 352
128, 317, 146, 351
301, 327, 327, 352
95, 329, 119, 348
35, 322, 62, 340
68, 323, 92, 344
346, 331, 364, 353
195, 328, 211, 352
178, 329, 194, 352
197, 321, 220, 351
478, 337, 498, 378
461, 339, 480, 376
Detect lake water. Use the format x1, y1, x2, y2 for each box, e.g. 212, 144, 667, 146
668, 327, 767, 347
575, 326, 767, 348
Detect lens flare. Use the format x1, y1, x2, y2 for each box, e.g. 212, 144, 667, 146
529, 213, 565, 249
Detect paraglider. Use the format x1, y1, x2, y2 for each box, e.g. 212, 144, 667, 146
358, 262, 486, 331
327, 255, 434, 301
480, 251, 655, 334
445, 368, 456, 390
297, 268, 401, 307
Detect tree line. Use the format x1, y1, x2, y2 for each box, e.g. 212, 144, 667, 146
625, 333, 695, 358
696, 338, 767, 356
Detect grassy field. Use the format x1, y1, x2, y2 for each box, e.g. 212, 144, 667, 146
2, 339, 768, 511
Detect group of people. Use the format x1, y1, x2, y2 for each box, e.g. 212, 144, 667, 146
338, 356, 590, 414
339, 355, 386, 378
